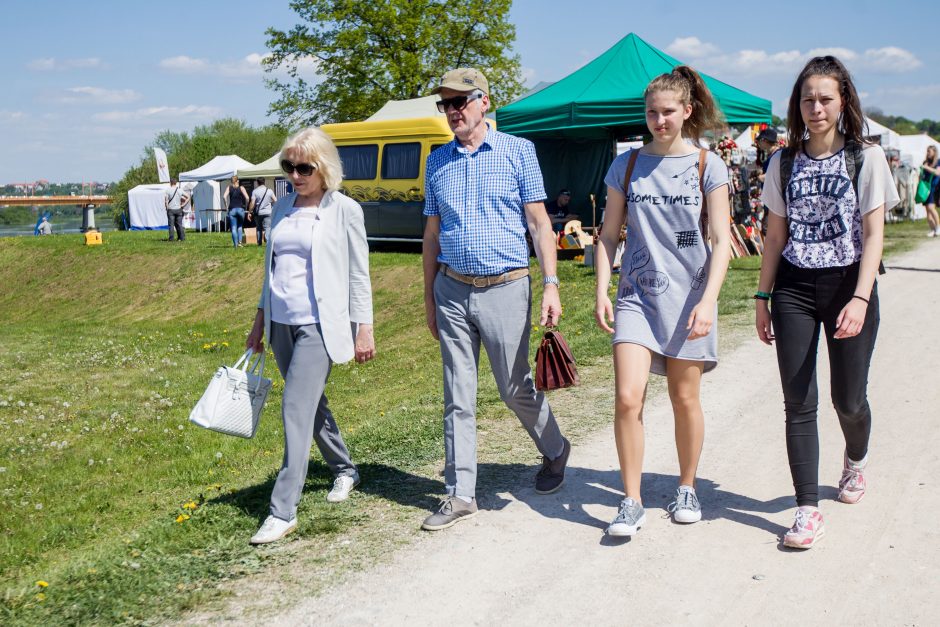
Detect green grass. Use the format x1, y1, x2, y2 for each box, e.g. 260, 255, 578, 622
0, 222, 927, 624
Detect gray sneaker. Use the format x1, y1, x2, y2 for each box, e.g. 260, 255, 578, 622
606, 497, 646, 536
421, 496, 478, 531
535, 438, 571, 494
667, 485, 702, 523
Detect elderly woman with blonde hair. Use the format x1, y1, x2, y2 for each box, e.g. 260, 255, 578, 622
245, 127, 376, 545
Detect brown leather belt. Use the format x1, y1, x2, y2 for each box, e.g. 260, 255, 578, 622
440, 263, 529, 288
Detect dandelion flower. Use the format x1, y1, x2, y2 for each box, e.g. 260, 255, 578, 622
182, 501, 197, 510
175, 514, 190, 523
36, 593, 46, 601
215, 452, 223, 459
36, 581, 48, 588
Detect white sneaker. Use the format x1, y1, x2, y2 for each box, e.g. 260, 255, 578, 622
667, 485, 702, 523
249, 515, 296, 545
928, 230, 937, 238
935, 227, 940, 237
327, 472, 360, 503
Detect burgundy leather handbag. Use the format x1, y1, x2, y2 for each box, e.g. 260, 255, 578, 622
535, 329, 580, 391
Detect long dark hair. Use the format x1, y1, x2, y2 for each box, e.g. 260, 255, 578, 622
644, 65, 724, 142
786, 56, 868, 153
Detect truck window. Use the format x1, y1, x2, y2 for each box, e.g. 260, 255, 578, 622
337, 145, 378, 180
381, 142, 421, 180
430, 143, 448, 153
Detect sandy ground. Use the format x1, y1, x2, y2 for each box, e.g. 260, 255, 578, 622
255, 243, 939, 626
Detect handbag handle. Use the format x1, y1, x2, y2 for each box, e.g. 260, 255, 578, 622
233, 349, 267, 394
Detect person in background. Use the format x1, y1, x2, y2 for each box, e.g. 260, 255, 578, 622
421, 68, 570, 531
756, 128, 781, 183
224, 175, 250, 248
245, 127, 375, 545
922, 146, 940, 237
249, 177, 278, 245
756, 56, 898, 549
545, 189, 579, 232
37, 215, 52, 235
164, 177, 189, 242
594, 65, 732, 538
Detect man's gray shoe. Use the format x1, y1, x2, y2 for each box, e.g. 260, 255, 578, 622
535, 437, 571, 494
421, 496, 478, 531
606, 497, 647, 537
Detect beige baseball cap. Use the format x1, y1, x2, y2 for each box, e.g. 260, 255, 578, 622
431, 68, 489, 95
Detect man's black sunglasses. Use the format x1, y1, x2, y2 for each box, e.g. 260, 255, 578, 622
280, 159, 318, 176
435, 92, 484, 113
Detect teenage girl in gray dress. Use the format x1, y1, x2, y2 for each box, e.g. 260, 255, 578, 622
594, 66, 732, 537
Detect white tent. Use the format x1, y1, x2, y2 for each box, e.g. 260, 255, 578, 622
366, 96, 443, 121
128, 182, 198, 230
897, 133, 940, 166
238, 152, 282, 178
734, 127, 754, 150
864, 117, 901, 150
179, 155, 254, 182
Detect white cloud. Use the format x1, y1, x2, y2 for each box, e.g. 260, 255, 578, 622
521, 66, 537, 85
664, 37, 922, 77
158, 55, 212, 73
862, 47, 922, 71
159, 52, 319, 81
0, 110, 26, 123
666, 37, 720, 59
92, 105, 222, 122
27, 57, 105, 71
57, 87, 142, 105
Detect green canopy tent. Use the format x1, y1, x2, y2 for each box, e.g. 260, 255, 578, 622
495, 33, 772, 223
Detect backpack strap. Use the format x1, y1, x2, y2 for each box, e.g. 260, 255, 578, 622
698, 148, 709, 241
620, 148, 640, 228
779, 148, 795, 206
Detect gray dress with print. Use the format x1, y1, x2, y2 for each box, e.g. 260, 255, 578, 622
604, 149, 729, 375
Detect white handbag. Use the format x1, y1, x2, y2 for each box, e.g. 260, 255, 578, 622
189, 349, 272, 439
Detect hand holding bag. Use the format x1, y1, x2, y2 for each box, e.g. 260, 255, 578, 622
189, 349, 272, 438
535, 329, 580, 391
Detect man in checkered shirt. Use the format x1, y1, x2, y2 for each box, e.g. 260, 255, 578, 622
420, 68, 571, 532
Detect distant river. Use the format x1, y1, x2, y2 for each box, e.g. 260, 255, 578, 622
0, 214, 118, 238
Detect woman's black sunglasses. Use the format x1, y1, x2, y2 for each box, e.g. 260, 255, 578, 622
435, 92, 484, 113
280, 159, 318, 176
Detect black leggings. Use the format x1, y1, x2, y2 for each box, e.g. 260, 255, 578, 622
771, 260, 879, 507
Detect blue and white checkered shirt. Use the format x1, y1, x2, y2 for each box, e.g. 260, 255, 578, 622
424, 125, 546, 276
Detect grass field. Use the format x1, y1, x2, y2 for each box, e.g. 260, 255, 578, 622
0, 221, 928, 624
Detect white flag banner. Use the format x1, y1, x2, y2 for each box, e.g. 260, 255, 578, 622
154, 147, 170, 183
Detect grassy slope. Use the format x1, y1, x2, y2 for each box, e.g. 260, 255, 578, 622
0, 222, 926, 624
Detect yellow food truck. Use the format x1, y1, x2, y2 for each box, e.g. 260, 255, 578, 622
322, 116, 458, 241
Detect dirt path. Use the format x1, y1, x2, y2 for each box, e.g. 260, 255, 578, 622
264, 243, 940, 625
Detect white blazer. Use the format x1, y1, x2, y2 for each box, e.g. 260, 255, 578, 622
257, 190, 373, 364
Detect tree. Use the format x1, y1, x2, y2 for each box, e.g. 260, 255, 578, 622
110, 119, 288, 228
264, 0, 523, 126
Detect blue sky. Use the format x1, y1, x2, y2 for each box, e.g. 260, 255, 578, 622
1, 0, 936, 183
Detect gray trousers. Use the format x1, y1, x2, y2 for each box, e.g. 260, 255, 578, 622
269, 322, 356, 521
434, 272, 565, 498
256, 214, 271, 245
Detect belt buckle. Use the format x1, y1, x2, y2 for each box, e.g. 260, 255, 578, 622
471, 276, 489, 288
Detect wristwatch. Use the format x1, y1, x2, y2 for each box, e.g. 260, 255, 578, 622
543, 275, 560, 287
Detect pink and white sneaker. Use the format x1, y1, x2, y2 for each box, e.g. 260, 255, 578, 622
783, 506, 825, 549
838, 454, 867, 504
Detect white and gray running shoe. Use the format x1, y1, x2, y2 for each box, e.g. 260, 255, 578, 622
667, 485, 702, 523
606, 497, 647, 536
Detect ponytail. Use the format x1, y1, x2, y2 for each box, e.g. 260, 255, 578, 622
645, 65, 724, 142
